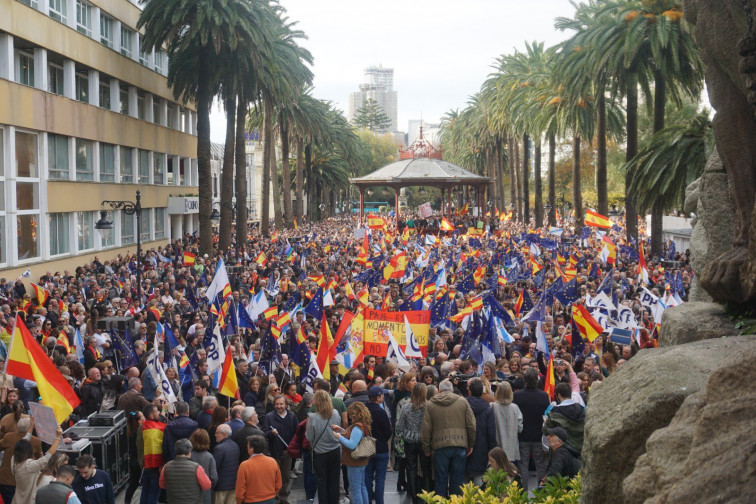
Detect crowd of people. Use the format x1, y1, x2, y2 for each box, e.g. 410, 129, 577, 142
0, 207, 691, 504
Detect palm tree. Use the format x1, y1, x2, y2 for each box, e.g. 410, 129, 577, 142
138, 0, 260, 257
626, 112, 712, 214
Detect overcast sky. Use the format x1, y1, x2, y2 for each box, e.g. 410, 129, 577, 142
209, 0, 579, 142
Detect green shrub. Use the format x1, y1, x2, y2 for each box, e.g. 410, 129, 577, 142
418, 470, 581, 504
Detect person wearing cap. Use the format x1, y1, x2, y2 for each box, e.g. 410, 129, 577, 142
365, 386, 391, 504
542, 382, 585, 458
542, 427, 581, 483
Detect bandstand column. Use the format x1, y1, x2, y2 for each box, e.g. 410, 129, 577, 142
359, 187, 365, 226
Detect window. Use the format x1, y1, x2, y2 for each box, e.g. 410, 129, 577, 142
18, 0, 39, 9
153, 153, 164, 184
16, 51, 34, 87
75, 72, 88, 103
0, 217, 5, 264
77, 211, 93, 251
76, 0, 92, 37
154, 208, 165, 239
48, 64, 64, 95
15, 131, 38, 178
17, 215, 38, 260
120, 147, 133, 183
154, 50, 164, 74
0, 130, 3, 264
153, 99, 161, 125
166, 104, 176, 129
75, 139, 93, 181
100, 15, 113, 48
120, 26, 133, 58
99, 79, 111, 109
138, 150, 149, 183
100, 143, 115, 182
140, 208, 152, 241
139, 40, 150, 67
121, 211, 134, 244
47, 134, 69, 180
119, 87, 129, 115
49, 213, 70, 255
48, 0, 67, 23
137, 93, 145, 120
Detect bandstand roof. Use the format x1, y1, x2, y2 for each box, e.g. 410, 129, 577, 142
349, 157, 492, 187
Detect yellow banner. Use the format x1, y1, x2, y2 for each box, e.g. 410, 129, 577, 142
363, 308, 430, 357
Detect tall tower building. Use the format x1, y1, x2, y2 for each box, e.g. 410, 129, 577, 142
348, 65, 398, 132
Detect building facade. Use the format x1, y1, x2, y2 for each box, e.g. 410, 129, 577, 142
348, 65, 398, 133
0, 0, 199, 278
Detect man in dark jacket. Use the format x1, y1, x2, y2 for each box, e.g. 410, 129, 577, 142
212, 424, 239, 504
542, 383, 585, 457
365, 386, 392, 504
513, 368, 550, 491
163, 402, 198, 462
465, 378, 496, 485
79, 367, 106, 416
262, 395, 298, 504
344, 380, 369, 406
232, 407, 265, 463
542, 427, 581, 482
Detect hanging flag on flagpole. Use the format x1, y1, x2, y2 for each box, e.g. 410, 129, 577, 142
218, 346, 240, 399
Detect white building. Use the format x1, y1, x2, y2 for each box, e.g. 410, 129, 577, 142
348, 65, 398, 133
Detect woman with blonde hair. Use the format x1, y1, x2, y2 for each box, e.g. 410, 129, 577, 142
305, 390, 342, 504
491, 381, 523, 469
332, 402, 372, 504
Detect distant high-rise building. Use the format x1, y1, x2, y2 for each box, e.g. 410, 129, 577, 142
348, 65, 398, 132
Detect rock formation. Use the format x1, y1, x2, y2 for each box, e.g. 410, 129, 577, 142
684, 0, 756, 306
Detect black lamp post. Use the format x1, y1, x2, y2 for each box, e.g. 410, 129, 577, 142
95, 190, 142, 303
209, 201, 237, 226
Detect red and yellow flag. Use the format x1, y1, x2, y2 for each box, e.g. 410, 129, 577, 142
263, 306, 278, 321
218, 347, 240, 399
514, 290, 524, 316
367, 214, 386, 230
316, 314, 332, 380
7, 315, 80, 423
572, 304, 604, 343
31, 283, 49, 307
544, 356, 555, 400
182, 252, 196, 266
142, 420, 166, 468
585, 209, 612, 229
440, 218, 455, 232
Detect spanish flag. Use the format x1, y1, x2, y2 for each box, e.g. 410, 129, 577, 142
544, 356, 555, 401
57, 333, 72, 354
344, 282, 357, 301
440, 218, 455, 232
141, 420, 166, 468
316, 313, 332, 380
367, 214, 386, 230
514, 290, 524, 316
182, 252, 196, 266
263, 306, 278, 321
218, 347, 240, 399
255, 251, 268, 267
31, 283, 49, 307
308, 275, 326, 288
572, 304, 604, 343
450, 306, 473, 323
6, 315, 80, 423
585, 209, 612, 229
470, 296, 484, 311
357, 285, 369, 306
497, 274, 508, 287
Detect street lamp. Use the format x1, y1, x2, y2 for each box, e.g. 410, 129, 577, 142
209, 201, 237, 226
418, 188, 426, 196
609, 204, 621, 221
96, 190, 142, 303
367, 189, 374, 197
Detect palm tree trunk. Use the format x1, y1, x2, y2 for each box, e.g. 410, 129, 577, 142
651, 69, 666, 257
514, 138, 521, 221
496, 137, 506, 209
234, 96, 248, 251
625, 71, 639, 244
486, 148, 495, 214
266, 102, 282, 230
596, 95, 608, 216
196, 55, 213, 257
261, 102, 271, 236
534, 138, 543, 228
573, 134, 584, 228
508, 136, 516, 213
548, 132, 556, 226
280, 113, 293, 228
219, 95, 236, 253
305, 144, 315, 220
295, 136, 304, 222
522, 133, 530, 223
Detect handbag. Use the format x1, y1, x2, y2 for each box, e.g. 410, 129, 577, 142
351, 428, 377, 460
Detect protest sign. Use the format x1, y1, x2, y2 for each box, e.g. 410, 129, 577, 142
363, 308, 430, 357
418, 202, 433, 218
29, 402, 59, 445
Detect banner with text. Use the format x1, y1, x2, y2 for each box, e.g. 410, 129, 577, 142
363, 308, 430, 357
